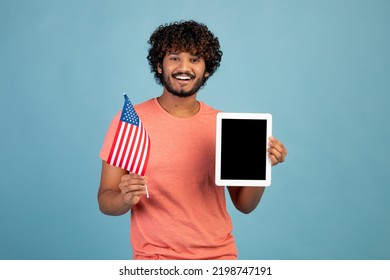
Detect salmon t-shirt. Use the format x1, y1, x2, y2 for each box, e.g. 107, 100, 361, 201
100, 98, 238, 259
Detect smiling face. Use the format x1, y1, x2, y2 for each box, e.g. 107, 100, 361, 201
158, 51, 210, 98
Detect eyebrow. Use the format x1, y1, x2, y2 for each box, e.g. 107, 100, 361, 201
166, 51, 201, 58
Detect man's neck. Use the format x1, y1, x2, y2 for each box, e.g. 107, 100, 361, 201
157, 91, 200, 118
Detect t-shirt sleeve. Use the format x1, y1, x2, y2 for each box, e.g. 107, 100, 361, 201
99, 111, 121, 162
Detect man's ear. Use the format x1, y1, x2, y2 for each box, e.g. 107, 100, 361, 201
204, 72, 210, 78
157, 64, 162, 74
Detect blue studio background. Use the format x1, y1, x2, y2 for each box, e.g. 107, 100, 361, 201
1, 0, 389, 260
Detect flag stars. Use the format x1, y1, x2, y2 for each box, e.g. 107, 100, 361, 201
121, 98, 140, 126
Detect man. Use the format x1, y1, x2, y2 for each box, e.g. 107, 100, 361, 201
98, 20, 287, 260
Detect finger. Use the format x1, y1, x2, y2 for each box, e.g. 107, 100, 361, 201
269, 136, 284, 149
268, 154, 279, 166
118, 176, 147, 192
121, 174, 147, 186
123, 188, 148, 206
120, 184, 147, 195
123, 187, 147, 197
269, 137, 287, 161
268, 147, 284, 163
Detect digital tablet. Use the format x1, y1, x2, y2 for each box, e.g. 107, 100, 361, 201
215, 112, 272, 187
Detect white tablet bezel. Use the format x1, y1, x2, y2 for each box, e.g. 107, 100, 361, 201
215, 112, 272, 187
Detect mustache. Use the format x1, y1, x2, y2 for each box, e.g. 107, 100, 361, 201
172, 72, 196, 79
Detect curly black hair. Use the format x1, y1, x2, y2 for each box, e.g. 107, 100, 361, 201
147, 20, 223, 85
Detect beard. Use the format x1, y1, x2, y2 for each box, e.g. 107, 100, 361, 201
162, 71, 206, 98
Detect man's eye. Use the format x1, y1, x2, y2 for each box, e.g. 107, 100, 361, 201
191, 58, 200, 63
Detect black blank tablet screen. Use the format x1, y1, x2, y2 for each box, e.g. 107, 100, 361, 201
220, 119, 267, 180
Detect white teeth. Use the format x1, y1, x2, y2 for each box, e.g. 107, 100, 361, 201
176, 75, 191, 80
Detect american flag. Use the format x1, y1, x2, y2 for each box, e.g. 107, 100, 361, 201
107, 94, 150, 176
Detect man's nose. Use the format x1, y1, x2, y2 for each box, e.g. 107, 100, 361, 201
177, 58, 191, 71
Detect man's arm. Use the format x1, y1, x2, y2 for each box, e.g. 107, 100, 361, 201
227, 186, 265, 214
98, 161, 148, 216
